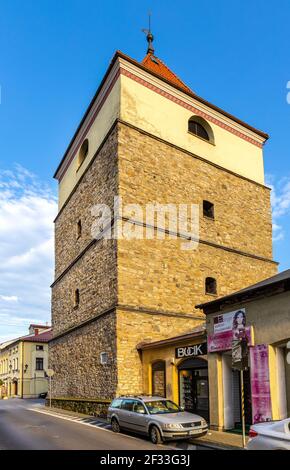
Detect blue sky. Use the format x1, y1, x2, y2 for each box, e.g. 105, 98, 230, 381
0, 0, 290, 341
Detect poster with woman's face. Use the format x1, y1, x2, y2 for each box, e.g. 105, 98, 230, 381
208, 308, 247, 352
232, 309, 246, 340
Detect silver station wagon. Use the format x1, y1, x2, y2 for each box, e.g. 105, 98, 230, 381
107, 395, 208, 444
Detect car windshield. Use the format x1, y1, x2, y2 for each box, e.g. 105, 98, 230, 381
145, 400, 180, 415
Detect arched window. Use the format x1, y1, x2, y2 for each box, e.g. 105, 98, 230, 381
205, 277, 217, 295
188, 116, 214, 143
78, 139, 89, 169
152, 360, 166, 397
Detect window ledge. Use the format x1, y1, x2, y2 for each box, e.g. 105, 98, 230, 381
187, 131, 215, 146
76, 159, 87, 173
205, 292, 218, 297
203, 215, 215, 222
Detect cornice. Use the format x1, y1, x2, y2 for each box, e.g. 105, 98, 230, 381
54, 50, 268, 183
119, 58, 265, 148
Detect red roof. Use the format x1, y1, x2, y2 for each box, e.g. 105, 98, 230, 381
21, 328, 52, 343
141, 53, 192, 93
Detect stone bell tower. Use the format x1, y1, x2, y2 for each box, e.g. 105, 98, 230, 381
50, 36, 276, 402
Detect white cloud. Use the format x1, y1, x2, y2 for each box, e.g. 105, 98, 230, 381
0, 295, 18, 302
0, 165, 57, 343
266, 174, 290, 242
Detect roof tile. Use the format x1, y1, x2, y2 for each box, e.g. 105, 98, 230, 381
141, 53, 192, 93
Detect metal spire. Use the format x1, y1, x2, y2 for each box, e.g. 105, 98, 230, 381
142, 11, 154, 54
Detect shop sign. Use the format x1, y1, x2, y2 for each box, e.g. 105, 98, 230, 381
175, 343, 207, 358
250, 344, 272, 424
208, 309, 252, 353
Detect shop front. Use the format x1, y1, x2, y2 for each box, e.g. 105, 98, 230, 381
196, 270, 290, 431
138, 325, 210, 421
178, 356, 209, 421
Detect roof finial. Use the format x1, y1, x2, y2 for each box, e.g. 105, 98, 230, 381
142, 11, 154, 55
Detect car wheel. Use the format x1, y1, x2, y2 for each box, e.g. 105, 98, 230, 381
111, 418, 120, 433
149, 425, 162, 444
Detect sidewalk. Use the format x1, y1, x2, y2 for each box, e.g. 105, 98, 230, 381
190, 429, 248, 450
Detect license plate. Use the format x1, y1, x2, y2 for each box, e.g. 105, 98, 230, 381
189, 429, 201, 435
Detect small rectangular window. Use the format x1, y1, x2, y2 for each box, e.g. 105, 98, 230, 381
203, 200, 215, 219
205, 277, 217, 295
74, 289, 80, 308
77, 220, 82, 239
36, 358, 44, 371
36, 345, 44, 351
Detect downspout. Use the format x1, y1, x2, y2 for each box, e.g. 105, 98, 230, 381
21, 341, 24, 398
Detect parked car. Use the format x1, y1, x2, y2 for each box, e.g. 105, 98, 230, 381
247, 419, 290, 450
107, 395, 208, 444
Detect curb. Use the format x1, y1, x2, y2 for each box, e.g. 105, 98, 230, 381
42, 406, 243, 450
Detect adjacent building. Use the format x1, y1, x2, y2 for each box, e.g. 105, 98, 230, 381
50, 39, 277, 413
0, 324, 52, 398
196, 270, 290, 430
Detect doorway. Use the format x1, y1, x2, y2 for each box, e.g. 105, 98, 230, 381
13, 380, 18, 396
178, 357, 209, 421
152, 360, 166, 397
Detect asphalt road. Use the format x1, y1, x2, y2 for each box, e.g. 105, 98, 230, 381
0, 399, 166, 450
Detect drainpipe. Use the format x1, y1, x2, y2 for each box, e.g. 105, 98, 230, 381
21, 342, 24, 398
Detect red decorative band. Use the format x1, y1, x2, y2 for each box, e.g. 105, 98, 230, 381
57, 64, 263, 181
120, 68, 263, 149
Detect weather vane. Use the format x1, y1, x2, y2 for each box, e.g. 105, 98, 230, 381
142, 11, 154, 54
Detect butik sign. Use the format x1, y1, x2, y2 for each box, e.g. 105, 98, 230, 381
175, 343, 207, 359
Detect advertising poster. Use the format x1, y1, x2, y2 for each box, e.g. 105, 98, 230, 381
250, 344, 272, 424
208, 309, 251, 353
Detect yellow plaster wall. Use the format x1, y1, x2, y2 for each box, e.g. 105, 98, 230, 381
120, 74, 266, 185
58, 78, 121, 209
268, 345, 280, 420
140, 337, 207, 405
22, 342, 49, 397
207, 353, 224, 430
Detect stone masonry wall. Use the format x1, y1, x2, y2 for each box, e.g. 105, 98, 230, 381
117, 236, 277, 316
50, 120, 277, 405
46, 398, 111, 418
116, 308, 202, 395
51, 126, 119, 401
118, 122, 274, 261
54, 125, 118, 279
51, 238, 117, 337
49, 313, 117, 399
115, 122, 276, 397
